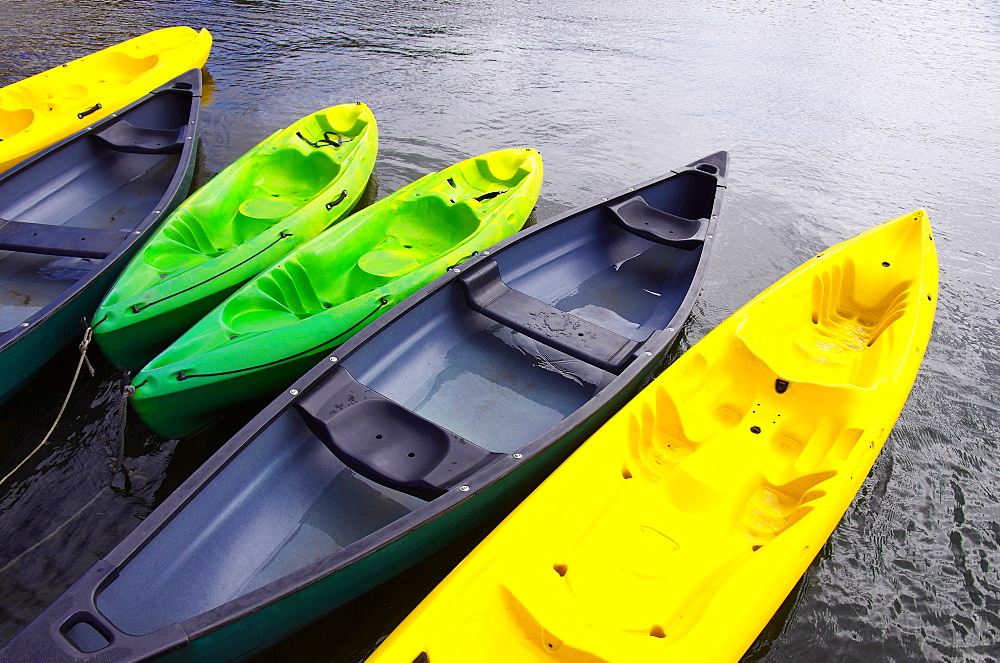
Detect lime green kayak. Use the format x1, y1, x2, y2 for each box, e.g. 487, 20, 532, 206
92, 102, 378, 370
130, 148, 543, 439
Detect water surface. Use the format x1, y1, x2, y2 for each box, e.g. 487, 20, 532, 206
1, 0, 998, 660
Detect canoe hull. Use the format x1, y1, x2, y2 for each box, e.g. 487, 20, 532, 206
0, 152, 728, 662
0, 71, 202, 405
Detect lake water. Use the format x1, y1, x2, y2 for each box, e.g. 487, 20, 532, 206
1, 0, 998, 660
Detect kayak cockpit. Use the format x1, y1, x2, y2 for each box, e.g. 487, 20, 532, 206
735, 212, 929, 389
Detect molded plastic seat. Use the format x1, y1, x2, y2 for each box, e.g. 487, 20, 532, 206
0, 217, 124, 259
458, 259, 645, 373
607, 195, 707, 249
93, 119, 187, 154
296, 367, 501, 499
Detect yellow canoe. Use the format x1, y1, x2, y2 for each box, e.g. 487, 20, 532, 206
0, 26, 211, 172
369, 210, 938, 662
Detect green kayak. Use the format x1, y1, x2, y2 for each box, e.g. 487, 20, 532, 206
130, 148, 544, 438
92, 102, 378, 371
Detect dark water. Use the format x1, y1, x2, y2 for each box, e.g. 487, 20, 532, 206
1, 0, 998, 660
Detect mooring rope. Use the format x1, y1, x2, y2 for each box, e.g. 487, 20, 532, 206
0, 327, 95, 489
112, 382, 134, 477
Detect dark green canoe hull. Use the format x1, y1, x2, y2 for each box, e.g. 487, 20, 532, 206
0, 151, 728, 662
0, 71, 202, 405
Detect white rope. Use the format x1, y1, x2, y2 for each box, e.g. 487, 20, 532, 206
0, 327, 94, 489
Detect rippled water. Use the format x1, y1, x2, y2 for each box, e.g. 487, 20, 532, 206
1, 0, 998, 660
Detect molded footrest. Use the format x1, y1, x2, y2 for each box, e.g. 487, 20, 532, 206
93, 120, 186, 154
296, 367, 500, 500
0, 217, 124, 259
458, 260, 641, 374
607, 195, 707, 249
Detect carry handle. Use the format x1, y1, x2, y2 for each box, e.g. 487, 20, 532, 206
0, 560, 189, 660
77, 103, 102, 119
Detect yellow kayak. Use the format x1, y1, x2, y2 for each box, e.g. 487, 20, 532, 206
369, 210, 938, 662
0, 26, 211, 172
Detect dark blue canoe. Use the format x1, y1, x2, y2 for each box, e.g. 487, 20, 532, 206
0, 151, 727, 662
0, 69, 202, 405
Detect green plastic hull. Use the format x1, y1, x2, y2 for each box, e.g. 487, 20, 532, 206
93, 103, 378, 371
131, 149, 543, 439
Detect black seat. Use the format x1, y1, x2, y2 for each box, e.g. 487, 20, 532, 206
458, 259, 644, 373
92, 120, 187, 154
607, 195, 707, 249
0, 217, 125, 259
295, 367, 501, 500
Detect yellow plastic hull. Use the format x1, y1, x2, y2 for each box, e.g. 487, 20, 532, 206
369, 210, 938, 662
0, 26, 211, 172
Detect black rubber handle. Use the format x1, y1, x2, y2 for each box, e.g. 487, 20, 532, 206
77, 103, 102, 119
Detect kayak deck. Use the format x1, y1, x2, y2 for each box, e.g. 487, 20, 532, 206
126, 149, 542, 439
93, 103, 378, 370
0, 26, 211, 172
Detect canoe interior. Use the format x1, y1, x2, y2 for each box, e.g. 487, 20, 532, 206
95, 408, 427, 637
0, 89, 193, 333
90, 166, 719, 640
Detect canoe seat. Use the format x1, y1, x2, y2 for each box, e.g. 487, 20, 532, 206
296, 366, 502, 500
93, 119, 186, 154
458, 259, 644, 374
607, 195, 707, 249
0, 217, 123, 259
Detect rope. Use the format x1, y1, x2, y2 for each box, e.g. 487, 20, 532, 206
0, 351, 133, 570
0, 327, 95, 489
296, 130, 348, 149
0, 487, 106, 576
111, 382, 134, 477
